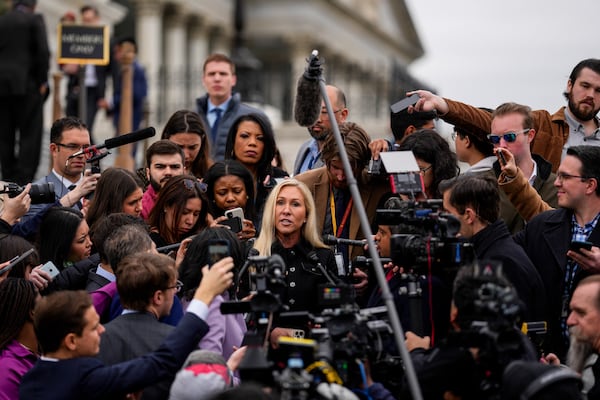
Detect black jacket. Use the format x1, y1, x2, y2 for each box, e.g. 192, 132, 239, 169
514, 208, 600, 359
472, 220, 546, 322
271, 239, 339, 314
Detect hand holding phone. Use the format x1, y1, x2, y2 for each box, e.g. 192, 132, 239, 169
39, 261, 60, 280
222, 207, 245, 233
391, 93, 420, 114
570, 241, 593, 253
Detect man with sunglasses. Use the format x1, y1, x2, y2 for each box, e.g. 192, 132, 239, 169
409, 58, 600, 172
514, 145, 600, 361
486, 103, 558, 233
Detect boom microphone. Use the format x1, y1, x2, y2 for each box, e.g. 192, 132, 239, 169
68, 127, 156, 159
294, 50, 323, 127
322, 234, 366, 247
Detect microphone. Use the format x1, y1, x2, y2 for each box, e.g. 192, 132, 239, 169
322, 234, 366, 247
294, 50, 323, 127
68, 127, 156, 159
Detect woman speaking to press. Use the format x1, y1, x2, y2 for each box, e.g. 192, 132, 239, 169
252, 179, 339, 315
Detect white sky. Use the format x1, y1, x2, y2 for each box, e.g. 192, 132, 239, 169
404, 0, 599, 114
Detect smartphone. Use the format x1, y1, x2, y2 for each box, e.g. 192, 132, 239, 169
208, 239, 230, 268
390, 93, 420, 113
497, 149, 507, 166
0, 248, 35, 275
225, 207, 245, 221
221, 217, 242, 233
570, 240, 593, 252
39, 261, 60, 280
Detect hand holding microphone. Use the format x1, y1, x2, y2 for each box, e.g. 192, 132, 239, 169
59, 169, 100, 208
67, 127, 156, 160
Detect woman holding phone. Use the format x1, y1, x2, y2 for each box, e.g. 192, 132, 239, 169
177, 227, 246, 361
204, 160, 257, 241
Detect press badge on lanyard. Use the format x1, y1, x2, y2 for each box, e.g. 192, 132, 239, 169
330, 187, 353, 277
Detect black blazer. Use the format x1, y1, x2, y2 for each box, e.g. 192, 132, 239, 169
514, 208, 600, 359
0, 9, 49, 96
20, 311, 208, 399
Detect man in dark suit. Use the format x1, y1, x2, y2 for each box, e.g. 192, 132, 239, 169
97, 250, 178, 399
441, 174, 546, 322
195, 53, 266, 160
515, 145, 600, 360
19, 252, 234, 400
0, 0, 49, 185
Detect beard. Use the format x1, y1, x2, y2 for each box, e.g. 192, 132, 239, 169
149, 176, 163, 192
308, 125, 328, 141
567, 327, 595, 373
567, 92, 600, 121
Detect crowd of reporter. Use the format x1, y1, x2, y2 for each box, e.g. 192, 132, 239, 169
1, 57, 600, 400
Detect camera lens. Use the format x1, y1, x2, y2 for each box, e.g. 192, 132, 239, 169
29, 183, 55, 204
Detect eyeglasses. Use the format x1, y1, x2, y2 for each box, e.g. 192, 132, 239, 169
165, 280, 183, 293
55, 143, 90, 152
183, 178, 207, 193
486, 129, 530, 144
555, 172, 590, 182
320, 109, 343, 116
451, 131, 459, 141
419, 165, 433, 174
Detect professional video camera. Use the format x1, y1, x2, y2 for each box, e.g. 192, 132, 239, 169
222, 253, 401, 397
405, 261, 539, 400
0, 182, 55, 204
376, 199, 475, 277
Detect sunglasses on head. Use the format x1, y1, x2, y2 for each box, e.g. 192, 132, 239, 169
486, 129, 530, 144
183, 178, 207, 193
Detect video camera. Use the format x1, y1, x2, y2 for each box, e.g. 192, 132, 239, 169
376, 199, 475, 277
0, 182, 55, 204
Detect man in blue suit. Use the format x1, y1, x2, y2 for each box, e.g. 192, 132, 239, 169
20, 252, 234, 399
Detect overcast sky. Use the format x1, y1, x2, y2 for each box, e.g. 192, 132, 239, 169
404, 0, 599, 116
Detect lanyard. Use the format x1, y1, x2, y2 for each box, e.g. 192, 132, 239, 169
329, 186, 353, 237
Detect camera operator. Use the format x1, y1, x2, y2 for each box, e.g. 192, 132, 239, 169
440, 174, 546, 323
402, 263, 538, 400
366, 196, 452, 343
295, 122, 390, 301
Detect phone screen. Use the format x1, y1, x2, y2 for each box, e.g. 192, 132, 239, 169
209, 242, 230, 267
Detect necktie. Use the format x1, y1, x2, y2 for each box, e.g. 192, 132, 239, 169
211, 108, 223, 144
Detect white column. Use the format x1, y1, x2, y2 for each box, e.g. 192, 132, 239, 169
134, 0, 163, 128
164, 11, 188, 118
188, 18, 210, 108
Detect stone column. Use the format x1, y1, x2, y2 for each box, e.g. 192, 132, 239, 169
133, 0, 163, 128
188, 18, 210, 108
164, 9, 188, 118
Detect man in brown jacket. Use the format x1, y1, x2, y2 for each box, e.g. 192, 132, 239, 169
410, 58, 600, 172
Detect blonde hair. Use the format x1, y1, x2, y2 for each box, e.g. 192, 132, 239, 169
253, 179, 327, 255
